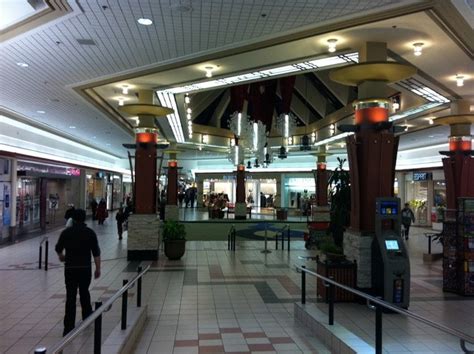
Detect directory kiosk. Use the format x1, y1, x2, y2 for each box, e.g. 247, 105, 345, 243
372, 197, 410, 309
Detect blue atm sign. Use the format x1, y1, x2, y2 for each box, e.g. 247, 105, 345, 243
413, 172, 432, 181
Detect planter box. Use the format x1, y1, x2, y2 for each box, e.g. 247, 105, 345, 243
276, 208, 288, 220
316, 258, 357, 302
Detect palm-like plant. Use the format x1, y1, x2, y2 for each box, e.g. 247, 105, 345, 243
328, 157, 351, 248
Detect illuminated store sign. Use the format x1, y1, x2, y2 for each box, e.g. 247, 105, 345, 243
413, 172, 432, 181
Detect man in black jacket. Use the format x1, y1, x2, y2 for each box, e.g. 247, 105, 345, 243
55, 209, 101, 336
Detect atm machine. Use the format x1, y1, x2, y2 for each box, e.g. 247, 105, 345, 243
372, 197, 410, 309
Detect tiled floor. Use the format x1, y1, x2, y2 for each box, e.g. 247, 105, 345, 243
0, 215, 473, 354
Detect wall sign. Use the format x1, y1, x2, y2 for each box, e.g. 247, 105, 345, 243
413, 172, 432, 181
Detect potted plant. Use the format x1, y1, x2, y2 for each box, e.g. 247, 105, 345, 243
163, 220, 186, 260
327, 157, 351, 248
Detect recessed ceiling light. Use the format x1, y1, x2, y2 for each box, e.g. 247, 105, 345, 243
204, 66, 216, 78
429, 119, 434, 125
17, 62, 29, 67
122, 85, 129, 94
36, 110, 45, 114
118, 98, 125, 106
413, 42, 424, 56
69, 126, 76, 129
456, 75, 464, 87
327, 39, 338, 53
137, 18, 153, 25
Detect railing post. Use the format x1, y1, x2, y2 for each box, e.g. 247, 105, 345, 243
34, 348, 46, 354
121, 279, 128, 330
375, 302, 383, 354
94, 301, 102, 354
39, 244, 42, 270
45, 239, 49, 271
137, 267, 142, 308
227, 229, 230, 250
328, 276, 334, 325
287, 225, 290, 251
428, 235, 432, 255
282, 228, 284, 250
276, 231, 279, 250
232, 227, 236, 251
301, 265, 306, 304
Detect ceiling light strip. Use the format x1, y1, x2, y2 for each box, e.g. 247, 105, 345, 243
157, 92, 185, 143
158, 52, 359, 96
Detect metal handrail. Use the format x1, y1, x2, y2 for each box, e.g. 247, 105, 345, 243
42, 264, 150, 353
39, 236, 49, 271
295, 264, 474, 353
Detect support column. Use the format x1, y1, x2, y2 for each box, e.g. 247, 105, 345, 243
165, 151, 179, 220
121, 90, 173, 260
330, 42, 416, 288
234, 164, 247, 219
9, 158, 17, 241
437, 100, 474, 209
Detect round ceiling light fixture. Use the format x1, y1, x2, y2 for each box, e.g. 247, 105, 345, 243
37, 110, 45, 114
17, 62, 29, 67
456, 74, 464, 87
327, 39, 338, 53
137, 18, 153, 25
413, 42, 424, 56
203, 65, 217, 78
121, 85, 129, 94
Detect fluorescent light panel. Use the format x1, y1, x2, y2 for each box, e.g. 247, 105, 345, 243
156, 92, 185, 143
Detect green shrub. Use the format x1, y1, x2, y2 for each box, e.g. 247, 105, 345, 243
162, 220, 186, 241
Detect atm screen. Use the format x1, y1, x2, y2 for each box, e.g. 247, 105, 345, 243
385, 240, 400, 251
379, 201, 399, 215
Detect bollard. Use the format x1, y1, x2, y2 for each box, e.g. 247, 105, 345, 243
428, 235, 432, 255
44, 239, 49, 271
39, 244, 42, 270
328, 276, 334, 325
301, 266, 306, 304
287, 225, 290, 251
121, 279, 128, 330
261, 223, 271, 254
137, 266, 142, 308
94, 301, 102, 354
375, 303, 383, 354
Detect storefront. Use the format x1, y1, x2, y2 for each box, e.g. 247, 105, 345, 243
282, 174, 315, 209
16, 160, 83, 234
0, 158, 12, 241
398, 169, 446, 228
86, 170, 123, 211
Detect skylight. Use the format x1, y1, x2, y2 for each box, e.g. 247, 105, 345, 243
0, 0, 46, 30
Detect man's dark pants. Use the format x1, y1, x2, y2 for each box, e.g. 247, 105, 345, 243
64, 268, 93, 335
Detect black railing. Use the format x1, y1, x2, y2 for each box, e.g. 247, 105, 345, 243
296, 265, 474, 354
227, 224, 236, 251
38, 236, 49, 271
275, 224, 290, 251
34, 265, 149, 354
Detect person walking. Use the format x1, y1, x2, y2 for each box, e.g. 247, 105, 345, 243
116, 207, 126, 240
64, 204, 75, 227
401, 203, 416, 240
96, 199, 107, 225
55, 209, 101, 336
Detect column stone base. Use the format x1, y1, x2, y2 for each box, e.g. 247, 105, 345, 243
343, 229, 373, 289
235, 202, 247, 220
165, 205, 179, 221
127, 214, 160, 260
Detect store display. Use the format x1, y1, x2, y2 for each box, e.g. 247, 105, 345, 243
442, 198, 474, 295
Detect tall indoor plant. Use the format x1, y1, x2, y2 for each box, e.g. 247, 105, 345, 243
163, 220, 187, 260
327, 157, 351, 248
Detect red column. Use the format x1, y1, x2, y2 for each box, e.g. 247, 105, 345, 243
167, 161, 178, 205
236, 165, 246, 204
443, 137, 474, 209
134, 132, 157, 214
346, 101, 398, 233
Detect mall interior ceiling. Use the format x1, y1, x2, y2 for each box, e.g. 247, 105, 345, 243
0, 0, 473, 175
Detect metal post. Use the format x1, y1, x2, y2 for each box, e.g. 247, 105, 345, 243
276, 231, 279, 250
121, 279, 128, 330
228, 231, 230, 250
261, 223, 271, 254
94, 301, 102, 354
328, 276, 334, 325
39, 244, 42, 269
287, 225, 290, 251
34, 348, 46, 354
375, 304, 383, 354
428, 235, 432, 255
45, 239, 49, 271
232, 227, 236, 251
301, 265, 306, 304
137, 266, 142, 308
282, 228, 284, 250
